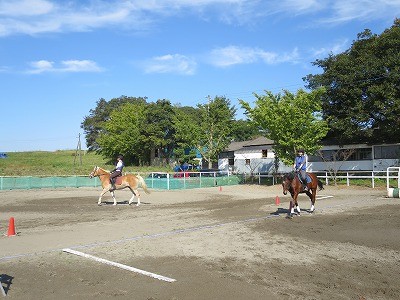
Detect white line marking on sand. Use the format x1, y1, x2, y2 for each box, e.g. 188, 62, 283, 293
316, 195, 334, 200
62, 248, 176, 283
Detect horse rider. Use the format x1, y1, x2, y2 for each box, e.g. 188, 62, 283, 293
110, 155, 124, 190
294, 149, 308, 191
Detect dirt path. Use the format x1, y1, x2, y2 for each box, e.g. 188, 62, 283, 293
0, 184, 399, 299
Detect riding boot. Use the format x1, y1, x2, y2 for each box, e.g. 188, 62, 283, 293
110, 179, 116, 191
301, 175, 308, 191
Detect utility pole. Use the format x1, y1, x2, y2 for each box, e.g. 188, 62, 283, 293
74, 133, 82, 166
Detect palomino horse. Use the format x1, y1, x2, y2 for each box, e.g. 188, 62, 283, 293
282, 171, 324, 217
89, 166, 150, 206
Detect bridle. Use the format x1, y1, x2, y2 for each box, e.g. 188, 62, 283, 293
89, 166, 108, 178
282, 175, 293, 195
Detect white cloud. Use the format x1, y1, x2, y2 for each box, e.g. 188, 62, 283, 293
143, 54, 197, 75
318, 0, 400, 24
268, 0, 324, 15
27, 59, 102, 74
0, 0, 398, 37
310, 39, 349, 58
0, 0, 54, 16
207, 46, 300, 67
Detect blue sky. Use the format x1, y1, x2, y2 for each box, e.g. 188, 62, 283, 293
0, 0, 399, 152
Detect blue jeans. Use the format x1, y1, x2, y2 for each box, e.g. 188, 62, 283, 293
299, 170, 306, 185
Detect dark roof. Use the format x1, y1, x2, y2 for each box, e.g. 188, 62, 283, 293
225, 141, 248, 151
242, 136, 274, 147
223, 136, 275, 152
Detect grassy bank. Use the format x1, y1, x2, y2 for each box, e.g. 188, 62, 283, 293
0, 151, 170, 176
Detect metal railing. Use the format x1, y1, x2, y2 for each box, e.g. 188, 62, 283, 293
253, 170, 400, 189
1, 169, 399, 190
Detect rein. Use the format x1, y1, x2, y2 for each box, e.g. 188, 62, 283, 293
91, 167, 110, 178
93, 173, 108, 177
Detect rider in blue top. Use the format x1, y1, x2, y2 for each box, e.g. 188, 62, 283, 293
110, 155, 124, 190
293, 149, 308, 190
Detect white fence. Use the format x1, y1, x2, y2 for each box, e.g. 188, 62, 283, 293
251, 169, 400, 189
386, 167, 400, 189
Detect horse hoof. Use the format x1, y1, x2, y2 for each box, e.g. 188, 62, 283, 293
286, 214, 293, 219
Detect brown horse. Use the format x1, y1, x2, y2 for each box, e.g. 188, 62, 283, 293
89, 166, 150, 206
282, 171, 324, 217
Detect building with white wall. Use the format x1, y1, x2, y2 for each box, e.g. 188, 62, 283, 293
219, 137, 400, 174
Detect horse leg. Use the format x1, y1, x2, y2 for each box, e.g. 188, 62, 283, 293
98, 188, 108, 205
289, 193, 299, 217
110, 190, 117, 205
304, 190, 314, 212
309, 189, 317, 213
134, 190, 140, 206
295, 202, 301, 215
128, 187, 137, 206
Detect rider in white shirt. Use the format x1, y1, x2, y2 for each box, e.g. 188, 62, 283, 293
110, 155, 124, 190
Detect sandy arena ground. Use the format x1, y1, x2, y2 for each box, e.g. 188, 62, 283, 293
0, 183, 399, 300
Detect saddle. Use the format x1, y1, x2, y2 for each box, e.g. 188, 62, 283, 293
296, 172, 311, 190
110, 173, 123, 186
113, 176, 123, 185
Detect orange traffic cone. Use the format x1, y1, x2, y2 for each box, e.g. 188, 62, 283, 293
7, 217, 16, 237
219, 186, 222, 192
275, 196, 280, 205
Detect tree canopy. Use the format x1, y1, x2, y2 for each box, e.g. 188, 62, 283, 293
304, 18, 400, 144
174, 96, 237, 168
81, 96, 147, 152
96, 102, 147, 165
240, 89, 329, 166
81, 95, 247, 167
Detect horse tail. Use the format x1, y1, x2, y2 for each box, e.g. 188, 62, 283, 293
317, 179, 324, 191
137, 175, 151, 194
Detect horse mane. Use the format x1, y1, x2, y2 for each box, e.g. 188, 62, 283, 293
284, 171, 295, 181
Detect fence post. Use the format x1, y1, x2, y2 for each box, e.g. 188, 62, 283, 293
398, 169, 400, 188
167, 173, 170, 190
346, 172, 349, 186
372, 171, 375, 189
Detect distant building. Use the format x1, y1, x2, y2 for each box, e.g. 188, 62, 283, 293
307, 143, 400, 172
219, 137, 400, 173
218, 136, 291, 174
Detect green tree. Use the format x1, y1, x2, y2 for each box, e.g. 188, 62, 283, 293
230, 119, 260, 142
240, 89, 329, 166
172, 105, 201, 166
141, 100, 176, 166
174, 96, 236, 169
304, 18, 400, 144
81, 96, 147, 151
96, 102, 147, 165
